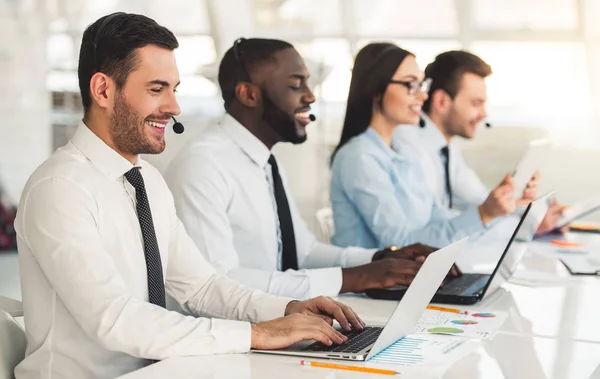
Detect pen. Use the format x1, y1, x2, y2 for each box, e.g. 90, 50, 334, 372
300, 360, 399, 375
427, 305, 468, 315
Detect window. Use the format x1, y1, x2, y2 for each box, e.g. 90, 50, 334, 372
473, 0, 578, 30
174, 36, 217, 75
254, 0, 343, 36
47, 33, 76, 70
294, 39, 353, 102
471, 41, 590, 120
147, 0, 211, 34
351, 0, 458, 37
357, 39, 461, 69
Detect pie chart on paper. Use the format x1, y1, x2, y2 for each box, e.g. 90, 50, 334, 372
427, 327, 464, 334
471, 312, 496, 318
451, 320, 478, 325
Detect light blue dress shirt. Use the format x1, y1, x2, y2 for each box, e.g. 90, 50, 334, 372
330, 128, 486, 249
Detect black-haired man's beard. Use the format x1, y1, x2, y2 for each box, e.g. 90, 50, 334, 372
109, 91, 166, 156
261, 89, 307, 145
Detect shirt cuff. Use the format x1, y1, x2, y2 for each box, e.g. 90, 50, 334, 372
213, 319, 252, 353
450, 206, 486, 234
306, 267, 343, 298
340, 247, 379, 268
256, 296, 296, 321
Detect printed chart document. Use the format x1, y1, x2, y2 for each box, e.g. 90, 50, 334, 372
367, 334, 476, 367
412, 309, 508, 340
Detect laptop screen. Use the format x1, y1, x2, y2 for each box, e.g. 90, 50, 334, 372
478, 191, 554, 299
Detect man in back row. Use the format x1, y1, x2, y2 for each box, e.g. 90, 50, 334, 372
164, 38, 456, 300
393, 50, 565, 234
15, 13, 366, 379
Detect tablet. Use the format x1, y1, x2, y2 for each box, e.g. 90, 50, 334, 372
511, 139, 551, 199
556, 195, 600, 229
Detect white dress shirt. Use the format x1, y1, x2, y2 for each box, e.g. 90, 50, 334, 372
164, 114, 376, 300
14, 122, 291, 379
393, 115, 489, 212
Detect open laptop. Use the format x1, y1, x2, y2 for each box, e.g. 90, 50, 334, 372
252, 238, 467, 361
366, 191, 554, 305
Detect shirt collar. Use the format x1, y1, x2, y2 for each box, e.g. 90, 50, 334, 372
364, 127, 406, 161
421, 114, 450, 153
220, 113, 271, 168
71, 121, 139, 180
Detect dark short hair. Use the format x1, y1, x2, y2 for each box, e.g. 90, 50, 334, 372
423, 50, 492, 114
78, 12, 179, 114
218, 38, 294, 109
331, 43, 413, 163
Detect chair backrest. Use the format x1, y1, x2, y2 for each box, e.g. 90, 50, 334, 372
316, 207, 335, 243
0, 310, 26, 379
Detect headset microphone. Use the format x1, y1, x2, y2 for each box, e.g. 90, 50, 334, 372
309, 114, 316, 122
172, 117, 185, 134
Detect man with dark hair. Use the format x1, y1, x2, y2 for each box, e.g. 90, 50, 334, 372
164, 38, 455, 301
15, 15, 365, 379
393, 50, 564, 233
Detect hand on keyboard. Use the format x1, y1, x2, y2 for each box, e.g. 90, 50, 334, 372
251, 313, 348, 350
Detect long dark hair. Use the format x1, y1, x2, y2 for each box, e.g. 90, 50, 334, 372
331, 43, 413, 163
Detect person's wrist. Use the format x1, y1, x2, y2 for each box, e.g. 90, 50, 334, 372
478, 205, 493, 226
372, 246, 399, 261
284, 300, 301, 316
341, 267, 364, 293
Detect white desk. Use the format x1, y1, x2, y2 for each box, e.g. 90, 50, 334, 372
116, 335, 600, 379
113, 233, 600, 378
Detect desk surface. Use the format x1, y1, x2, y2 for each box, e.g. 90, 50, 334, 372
116, 334, 600, 379
116, 236, 600, 379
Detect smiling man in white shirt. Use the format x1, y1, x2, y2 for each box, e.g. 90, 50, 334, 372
393, 50, 564, 234
164, 38, 458, 301
14, 13, 366, 379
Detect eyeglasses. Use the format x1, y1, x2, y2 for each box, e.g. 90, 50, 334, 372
388, 78, 432, 96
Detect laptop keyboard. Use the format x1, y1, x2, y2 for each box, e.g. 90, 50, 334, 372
302, 326, 382, 353
439, 273, 489, 295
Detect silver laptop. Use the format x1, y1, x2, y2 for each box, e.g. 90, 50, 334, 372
252, 238, 467, 361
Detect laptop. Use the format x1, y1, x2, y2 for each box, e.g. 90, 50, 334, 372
252, 238, 467, 361
366, 191, 554, 305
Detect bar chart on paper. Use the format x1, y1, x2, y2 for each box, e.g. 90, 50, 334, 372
367, 335, 473, 366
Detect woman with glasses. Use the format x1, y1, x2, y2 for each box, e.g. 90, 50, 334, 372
329, 43, 489, 249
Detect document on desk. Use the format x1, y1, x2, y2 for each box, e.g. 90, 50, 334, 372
412, 309, 507, 340
367, 334, 476, 367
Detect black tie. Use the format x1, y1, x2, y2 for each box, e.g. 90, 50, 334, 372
268, 155, 298, 271
440, 146, 453, 209
124, 167, 166, 308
